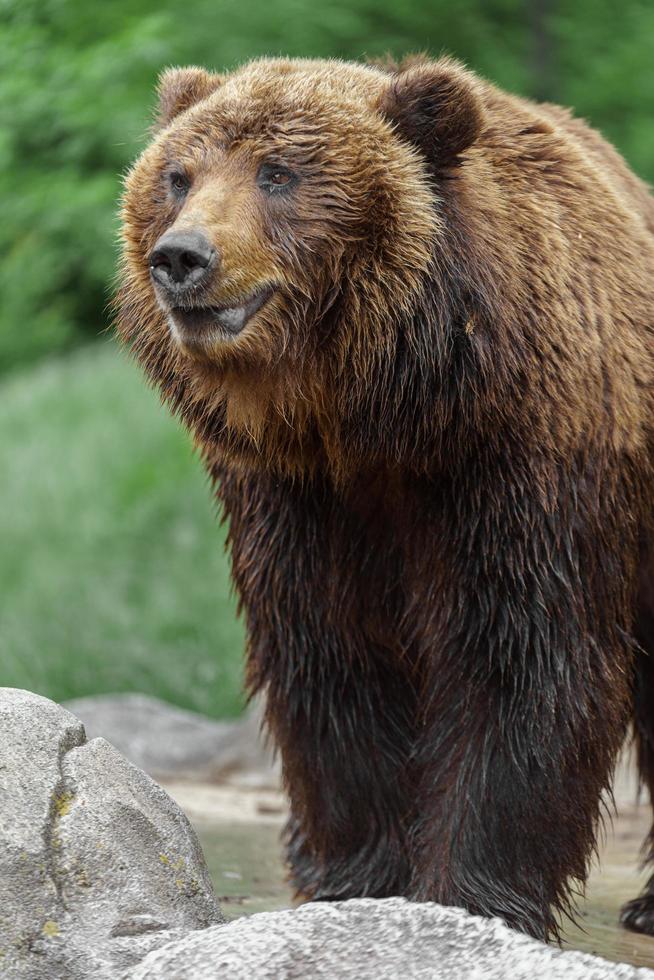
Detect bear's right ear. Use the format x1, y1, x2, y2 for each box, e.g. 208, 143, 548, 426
380, 57, 484, 168
155, 66, 223, 130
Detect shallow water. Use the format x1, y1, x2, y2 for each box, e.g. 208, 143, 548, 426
179, 784, 654, 967
195, 820, 291, 920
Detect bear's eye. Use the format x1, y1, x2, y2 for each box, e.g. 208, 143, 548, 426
168, 171, 190, 197
257, 163, 297, 195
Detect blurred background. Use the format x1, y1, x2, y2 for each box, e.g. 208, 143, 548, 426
1, 0, 653, 719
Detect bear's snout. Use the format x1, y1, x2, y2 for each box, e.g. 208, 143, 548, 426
149, 229, 217, 296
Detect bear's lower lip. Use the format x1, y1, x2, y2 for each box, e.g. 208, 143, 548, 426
169, 286, 275, 338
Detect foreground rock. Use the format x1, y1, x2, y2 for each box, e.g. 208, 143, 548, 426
0, 689, 222, 980
131, 898, 654, 980
1, 688, 651, 980
64, 693, 278, 786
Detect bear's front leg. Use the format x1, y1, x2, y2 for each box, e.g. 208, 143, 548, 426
408, 456, 638, 940
216, 465, 416, 901
274, 648, 417, 902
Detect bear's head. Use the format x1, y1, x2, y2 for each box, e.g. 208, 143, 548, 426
117, 56, 487, 476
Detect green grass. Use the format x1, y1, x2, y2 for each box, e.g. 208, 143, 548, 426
0, 341, 246, 718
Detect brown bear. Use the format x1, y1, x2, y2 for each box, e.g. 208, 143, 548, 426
115, 55, 654, 941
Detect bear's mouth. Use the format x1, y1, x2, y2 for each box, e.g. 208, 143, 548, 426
168, 285, 275, 339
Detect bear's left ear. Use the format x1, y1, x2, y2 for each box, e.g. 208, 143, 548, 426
155, 66, 224, 130
380, 58, 484, 167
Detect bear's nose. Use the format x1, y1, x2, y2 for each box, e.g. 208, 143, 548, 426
149, 230, 216, 291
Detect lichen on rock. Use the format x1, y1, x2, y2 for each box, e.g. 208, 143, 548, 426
0, 688, 223, 980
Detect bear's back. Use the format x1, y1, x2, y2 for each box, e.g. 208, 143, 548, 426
478, 81, 654, 241
538, 101, 654, 237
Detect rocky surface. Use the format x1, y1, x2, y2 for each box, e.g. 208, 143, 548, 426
2, 687, 652, 980
63, 693, 278, 786
130, 897, 654, 980
0, 688, 222, 980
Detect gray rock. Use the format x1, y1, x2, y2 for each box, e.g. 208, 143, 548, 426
129, 898, 654, 980
63, 693, 278, 786
0, 688, 223, 980
2, 688, 649, 980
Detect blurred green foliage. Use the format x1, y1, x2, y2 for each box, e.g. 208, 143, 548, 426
2, 0, 654, 373
0, 342, 246, 717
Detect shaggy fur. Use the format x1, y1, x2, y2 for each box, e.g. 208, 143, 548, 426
116, 55, 654, 940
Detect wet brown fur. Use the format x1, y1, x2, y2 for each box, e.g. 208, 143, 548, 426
116, 56, 654, 939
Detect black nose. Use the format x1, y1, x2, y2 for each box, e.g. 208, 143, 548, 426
150, 230, 215, 291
